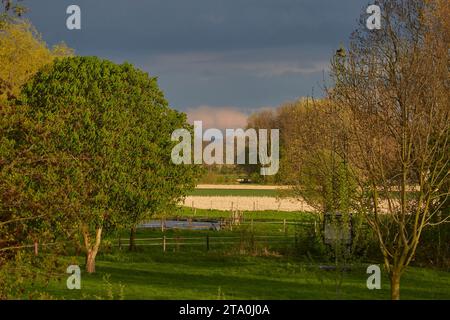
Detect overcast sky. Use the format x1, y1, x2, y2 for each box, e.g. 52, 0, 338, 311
23, 0, 367, 127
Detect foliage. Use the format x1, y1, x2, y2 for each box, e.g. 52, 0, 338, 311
0, 101, 71, 282
17, 56, 199, 271
246, 98, 359, 213
0, 17, 74, 297
0, 250, 66, 300
0, 18, 73, 102
297, 150, 357, 214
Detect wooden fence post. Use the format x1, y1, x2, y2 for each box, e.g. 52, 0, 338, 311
34, 241, 38, 256
163, 236, 166, 252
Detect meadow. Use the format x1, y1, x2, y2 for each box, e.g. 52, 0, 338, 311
40, 249, 450, 300
29, 208, 450, 300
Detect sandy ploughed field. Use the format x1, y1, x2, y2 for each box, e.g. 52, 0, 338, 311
182, 196, 315, 212
195, 184, 291, 190
181, 185, 315, 212
181, 185, 394, 213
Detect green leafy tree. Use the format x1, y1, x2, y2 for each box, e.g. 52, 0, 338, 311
0, 98, 75, 299
0, 18, 73, 102
20, 56, 199, 272
0, 17, 73, 298
121, 110, 200, 251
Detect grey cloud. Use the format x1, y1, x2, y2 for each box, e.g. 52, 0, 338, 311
22, 0, 367, 110
24, 0, 364, 53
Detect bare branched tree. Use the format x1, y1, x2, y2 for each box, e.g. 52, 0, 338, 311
1, 0, 26, 16
330, 0, 449, 299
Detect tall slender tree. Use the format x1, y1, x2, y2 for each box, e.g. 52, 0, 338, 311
330, 0, 449, 299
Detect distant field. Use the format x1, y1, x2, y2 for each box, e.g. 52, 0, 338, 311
196, 185, 290, 190
182, 196, 314, 212
184, 186, 304, 211
188, 189, 281, 197
164, 208, 315, 221
185, 186, 409, 213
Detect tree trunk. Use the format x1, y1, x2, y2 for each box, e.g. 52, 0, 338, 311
86, 249, 97, 273
82, 226, 102, 274
390, 271, 401, 300
129, 226, 137, 251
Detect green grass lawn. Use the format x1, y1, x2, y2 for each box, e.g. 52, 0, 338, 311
166, 208, 313, 221
24, 209, 449, 300
40, 248, 450, 300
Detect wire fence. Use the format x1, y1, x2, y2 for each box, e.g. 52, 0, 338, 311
117, 218, 318, 252
140, 217, 317, 232
116, 234, 299, 252
1, 219, 318, 254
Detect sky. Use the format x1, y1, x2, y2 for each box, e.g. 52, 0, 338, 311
23, 0, 367, 128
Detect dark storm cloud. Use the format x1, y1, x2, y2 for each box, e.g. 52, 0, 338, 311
22, 0, 367, 111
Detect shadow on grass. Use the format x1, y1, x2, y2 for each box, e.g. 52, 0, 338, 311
42, 249, 449, 300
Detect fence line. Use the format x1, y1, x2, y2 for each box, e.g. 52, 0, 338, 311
116, 234, 299, 252
0, 242, 62, 253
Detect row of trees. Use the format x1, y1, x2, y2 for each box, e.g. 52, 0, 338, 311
0, 12, 200, 295
247, 0, 449, 300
